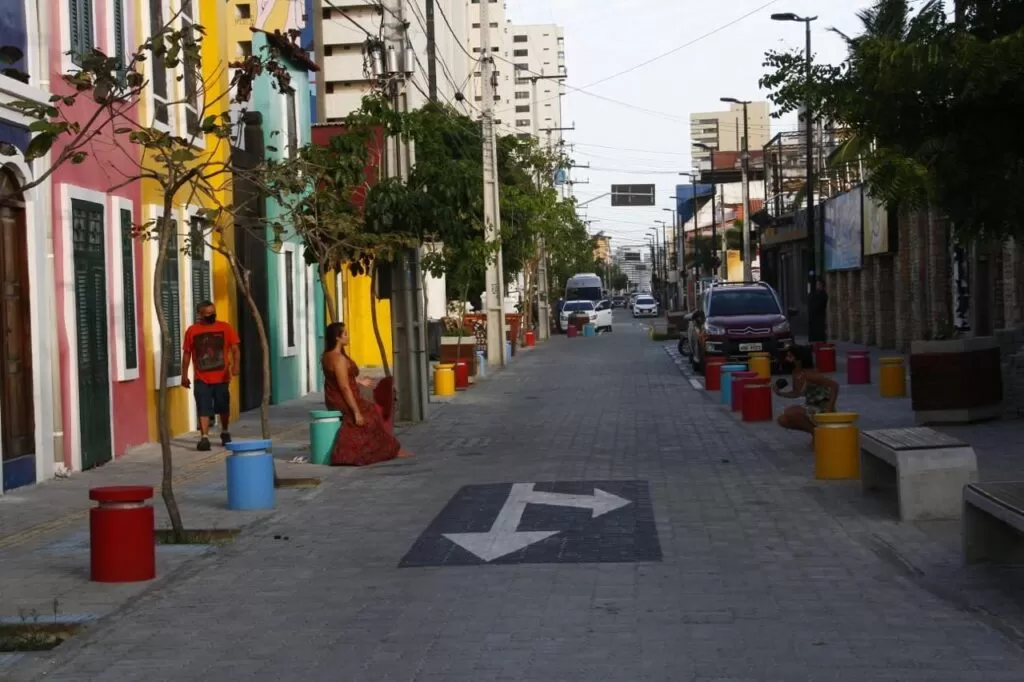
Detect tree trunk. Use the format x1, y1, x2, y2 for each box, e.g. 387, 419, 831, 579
152, 208, 185, 543
220, 246, 278, 482
370, 263, 392, 377
320, 263, 338, 324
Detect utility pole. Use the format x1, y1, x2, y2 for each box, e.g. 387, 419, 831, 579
379, 0, 427, 422
425, 0, 437, 101
480, 0, 506, 367
721, 97, 752, 280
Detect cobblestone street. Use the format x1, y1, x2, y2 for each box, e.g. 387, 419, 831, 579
8, 315, 1024, 681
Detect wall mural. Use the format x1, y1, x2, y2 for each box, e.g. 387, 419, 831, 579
254, 0, 306, 32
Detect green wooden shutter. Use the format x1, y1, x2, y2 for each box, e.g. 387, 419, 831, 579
69, 0, 81, 65
113, 0, 125, 83
162, 227, 182, 377
81, 0, 94, 54
120, 209, 138, 371
191, 260, 211, 320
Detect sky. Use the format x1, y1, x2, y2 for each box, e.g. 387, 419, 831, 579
504, 0, 877, 254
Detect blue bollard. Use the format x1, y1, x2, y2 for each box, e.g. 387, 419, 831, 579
476, 350, 486, 378
309, 410, 341, 466
505, 341, 512, 363
583, 323, 596, 337
225, 439, 275, 510
720, 363, 748, 406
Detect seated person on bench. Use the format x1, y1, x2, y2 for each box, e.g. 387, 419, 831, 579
774, 345, 839, 437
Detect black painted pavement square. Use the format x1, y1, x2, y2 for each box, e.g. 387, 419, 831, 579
400, 480, 661, 567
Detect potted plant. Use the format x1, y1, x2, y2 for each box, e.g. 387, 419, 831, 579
439, 302, 477, 376
909, 317, 1003, 424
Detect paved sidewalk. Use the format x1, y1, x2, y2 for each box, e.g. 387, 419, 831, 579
8, 315, 1024, 681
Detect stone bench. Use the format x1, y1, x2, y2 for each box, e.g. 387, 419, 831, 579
964, 482, 1024, 565
861, 427, 978, 521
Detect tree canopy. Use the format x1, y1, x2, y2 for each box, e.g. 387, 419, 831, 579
759, 0, 1024, 239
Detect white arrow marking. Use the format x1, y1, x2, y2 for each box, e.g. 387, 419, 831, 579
444, 483, 631, 562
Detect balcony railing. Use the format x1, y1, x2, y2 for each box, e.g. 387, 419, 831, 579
762, 125, 863, 218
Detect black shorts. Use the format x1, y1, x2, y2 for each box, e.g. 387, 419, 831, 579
194, 379, 230, 418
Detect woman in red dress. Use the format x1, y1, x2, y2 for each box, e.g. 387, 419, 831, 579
322, 322, 413, 465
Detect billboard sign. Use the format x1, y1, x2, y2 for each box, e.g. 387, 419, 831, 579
611, 184, 655, 207
863, 191, 889, 256
824, 187, 863, 272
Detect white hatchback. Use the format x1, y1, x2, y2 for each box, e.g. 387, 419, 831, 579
560, 299, 612, 332
632, 295, 658, 317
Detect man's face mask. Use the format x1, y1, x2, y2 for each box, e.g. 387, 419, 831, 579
202, 312, 216, 324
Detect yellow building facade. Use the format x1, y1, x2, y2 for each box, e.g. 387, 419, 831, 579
138, 0, 240, 439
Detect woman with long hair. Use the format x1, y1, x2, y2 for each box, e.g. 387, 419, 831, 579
322, 322, 413, 465
774, 344, 840, 438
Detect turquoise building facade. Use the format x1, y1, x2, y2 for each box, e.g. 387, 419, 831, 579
250, 29, 325, 404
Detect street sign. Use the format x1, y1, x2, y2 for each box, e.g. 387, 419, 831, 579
399, 480, 661, 567
610, 184, 655, 207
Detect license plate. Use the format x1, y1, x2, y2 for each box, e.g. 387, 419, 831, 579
739, 342, 762, 352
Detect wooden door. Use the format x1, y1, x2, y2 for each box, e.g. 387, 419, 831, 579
0, 171, 36, 477
72, 199, 112, 469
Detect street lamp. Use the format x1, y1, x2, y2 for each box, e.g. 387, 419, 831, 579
720, 97, 753, 281
654, 220, 668, 306
772, 12, 820, 333
692, 142, 719, 279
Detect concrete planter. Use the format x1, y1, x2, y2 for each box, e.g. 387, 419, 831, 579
910, 336, 1003, 424
440, 336, 477, 375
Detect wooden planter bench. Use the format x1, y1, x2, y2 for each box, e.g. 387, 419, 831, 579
861, 427, 978, 521
964, 482, 1024, 564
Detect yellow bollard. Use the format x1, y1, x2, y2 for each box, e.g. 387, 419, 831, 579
748, 352, 772, 380
813, 412, 860, 480
434, 363, 456, 397
879, 357, 906, 398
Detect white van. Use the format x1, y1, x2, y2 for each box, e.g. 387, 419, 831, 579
564, 273, 604, 303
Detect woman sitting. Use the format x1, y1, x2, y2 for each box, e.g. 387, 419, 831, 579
774, 344, 839, 437
322, 322, 414, 466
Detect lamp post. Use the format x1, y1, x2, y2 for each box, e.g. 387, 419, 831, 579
720, 97, 752, 281
654, 220, 668, 307
772, 12, 819, 320
692, 142, 719, 279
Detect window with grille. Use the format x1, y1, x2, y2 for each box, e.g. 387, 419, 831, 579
513, 49, 527, 57
515, 104, 529, 113
69, 0, 95, 67
160, 219, 182, 377
513, 35, 527, 43
189, 216, 211, 320
284, 251, 296, 349
112, 0, 126, 83
182, 0, 200, 137
515, 91, 529, 99
120, 209, 138, 371
148, 0, 169, 125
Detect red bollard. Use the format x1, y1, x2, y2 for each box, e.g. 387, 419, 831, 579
90, 486, 156, 583
454, 361, 470, 390
567, 325, 578, 338
847, 351, 871, 385
524, 331, 535, 347
742, 381, 774, 422
814, 343, 836, 373
730, 372, 759, 412
704, 357, 727, 391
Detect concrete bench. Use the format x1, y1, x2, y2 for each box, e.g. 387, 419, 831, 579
964, 482, 1024, 564
861, 427, 978, 521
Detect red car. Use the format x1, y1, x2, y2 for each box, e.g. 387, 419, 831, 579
686, 282, 797, 371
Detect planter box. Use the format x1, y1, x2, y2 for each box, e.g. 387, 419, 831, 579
910, 336, 1003, 425
439, 336, 477, 376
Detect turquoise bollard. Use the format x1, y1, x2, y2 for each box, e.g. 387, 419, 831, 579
583, 323, 596, 337
505, 341, 512, 363
719, 363, 748, 405
309, 410, 342, 466
476, 350, 486, 378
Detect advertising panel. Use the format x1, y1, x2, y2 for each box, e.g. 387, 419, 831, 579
824, 187, 863, 271
863, 191, 889, 256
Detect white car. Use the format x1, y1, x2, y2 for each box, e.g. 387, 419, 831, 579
560, 299, 613, 333
632, 295, 659, 317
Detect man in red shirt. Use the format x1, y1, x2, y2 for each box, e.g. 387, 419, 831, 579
182, 301, 241, 451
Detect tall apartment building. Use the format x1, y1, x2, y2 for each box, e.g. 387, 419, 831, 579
496, 24, 565, 142
614, 247, 652, 293
315, 0, 471, 122
689, 101, 770, 173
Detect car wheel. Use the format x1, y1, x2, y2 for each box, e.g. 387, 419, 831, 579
678, 336, 691, 356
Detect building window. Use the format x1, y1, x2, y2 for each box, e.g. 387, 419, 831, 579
284, 251, 296, 351
491, 46, 498, 52
324, 45, 334, 56
148, 0, 169, 125
513, 49, 527, 57
236, 3, 251, 19
285, 90, 298, 158
472, 47, 481, 53
119, 208, 138, 374
490, 22, 498, 27
513, 35, 527, 43
69, 0, 95, 67
515, 91, 529, 99
160, 218, 182, 378
515, 104, 529, 113
238, 40, 252, 58
474, 95, 482, 101
112, 0, 126, 83
189, 216, 211, 322
182, 0, 200, 138
325, 82, 335, 94
472, 22, 480, 28
515, 119, 530, 127
514, 63, 528, 71
322, 7, 330, 18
